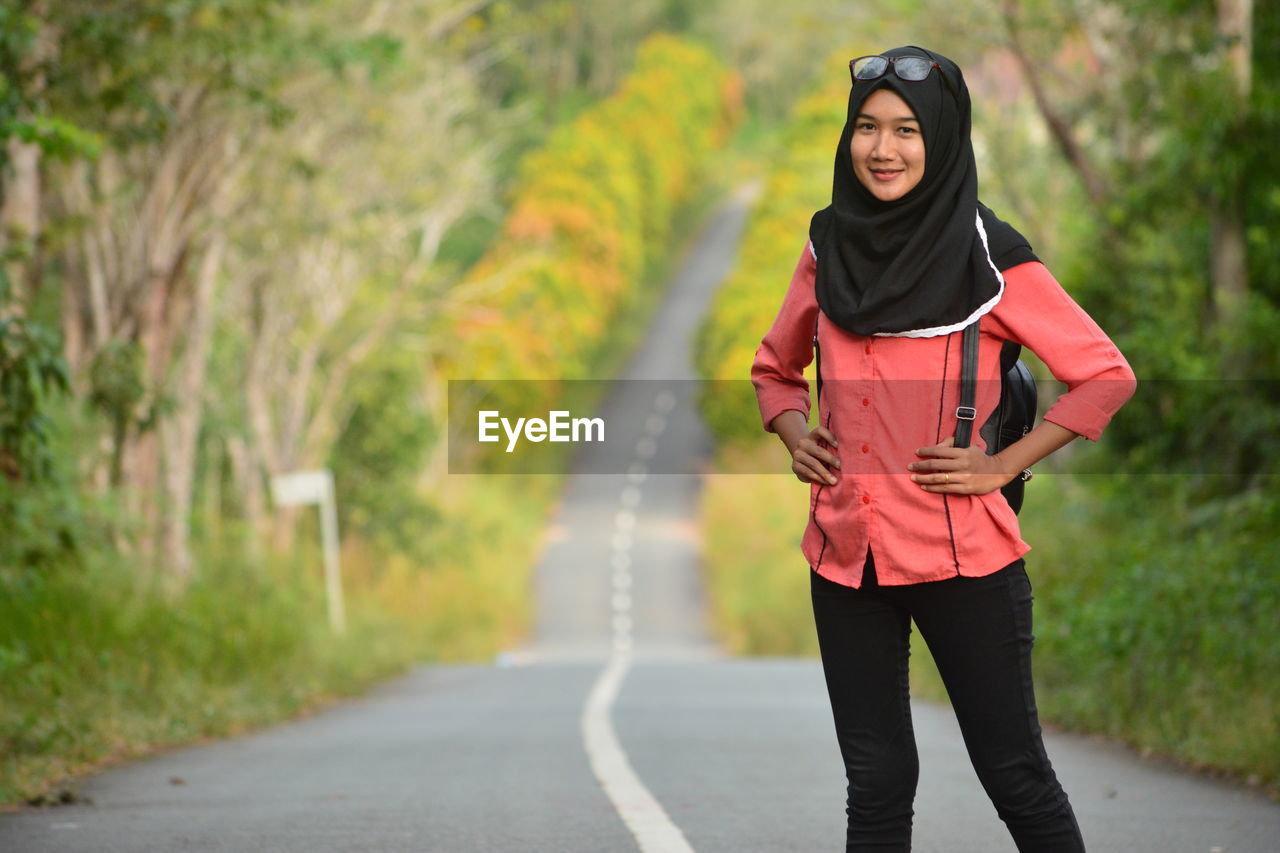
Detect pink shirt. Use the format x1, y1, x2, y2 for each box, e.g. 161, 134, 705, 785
751, 241, 1137, 587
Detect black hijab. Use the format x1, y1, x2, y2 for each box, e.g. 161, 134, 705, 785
809, 45, 1037, 337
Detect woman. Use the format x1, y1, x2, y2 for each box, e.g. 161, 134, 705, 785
750, 46, 1136, 852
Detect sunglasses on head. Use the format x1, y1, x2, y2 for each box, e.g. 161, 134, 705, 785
849, 54, 957, 98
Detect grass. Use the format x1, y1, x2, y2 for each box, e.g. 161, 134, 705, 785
0, 474, 553, 807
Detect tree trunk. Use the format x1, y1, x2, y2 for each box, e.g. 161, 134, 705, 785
1, 138, 42, 303
158, 230, 224, 580
227, 434, 266, 564
1210, 0, 1252, 332
53, 84, 238, 574
0, 4, 53, 305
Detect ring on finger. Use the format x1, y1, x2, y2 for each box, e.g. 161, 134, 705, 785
943, 472, 950, 484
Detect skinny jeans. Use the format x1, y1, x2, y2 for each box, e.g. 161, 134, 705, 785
809, 551, 1085, 852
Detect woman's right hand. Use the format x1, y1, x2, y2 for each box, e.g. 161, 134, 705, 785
769, 410, 840, 485
791, 425, 841, 485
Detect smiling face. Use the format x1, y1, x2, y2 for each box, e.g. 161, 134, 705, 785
849, 88, 925, 202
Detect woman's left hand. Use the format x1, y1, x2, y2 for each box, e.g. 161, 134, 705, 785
908, 436, 1018, 495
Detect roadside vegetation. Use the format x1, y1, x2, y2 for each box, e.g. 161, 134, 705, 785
0, 3, 740, 805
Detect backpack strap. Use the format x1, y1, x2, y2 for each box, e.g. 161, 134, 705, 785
954, 320, 1036, 508
953, 319, 980, 448
813, 310, 823, 405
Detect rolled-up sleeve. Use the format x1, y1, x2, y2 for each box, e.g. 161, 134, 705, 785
990, 261, 1137, 441
751, 242, 820, 433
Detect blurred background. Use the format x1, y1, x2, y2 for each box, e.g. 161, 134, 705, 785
1, 0, 1275, 806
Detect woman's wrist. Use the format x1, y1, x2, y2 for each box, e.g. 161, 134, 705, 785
770, 409, 811, 456
992, 421, 1078, 476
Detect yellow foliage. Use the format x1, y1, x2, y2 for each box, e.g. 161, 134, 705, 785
441, 33, 740, 434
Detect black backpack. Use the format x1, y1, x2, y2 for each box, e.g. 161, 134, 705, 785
953, 319, 1036, 513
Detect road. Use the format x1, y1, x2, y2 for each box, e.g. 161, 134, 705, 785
2, 188, 1277, 852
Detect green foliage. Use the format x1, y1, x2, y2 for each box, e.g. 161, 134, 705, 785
329, 344, 439, 558
0, 394, 118, 586
44, 0, 306, 143
1008, 2, 1280, 497
0, 473, 550, 804
0, 115, 101, 162
0, 547, 385, 803
1021, 475, 1280, 789
0, 275, 69, 484
86, 339, 145, 423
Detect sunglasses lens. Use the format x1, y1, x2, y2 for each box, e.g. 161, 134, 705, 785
852, 56, 888, 80
895, 57, 933, 81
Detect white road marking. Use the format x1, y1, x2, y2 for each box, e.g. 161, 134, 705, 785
581, 654, 696, 853
579, 399, 695, 851
655, 390, 676, 413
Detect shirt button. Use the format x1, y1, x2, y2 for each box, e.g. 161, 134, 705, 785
861, 495, 872, 504
864, 344, 872, 354
861, 397, 870, 406
861, 444, 869, 453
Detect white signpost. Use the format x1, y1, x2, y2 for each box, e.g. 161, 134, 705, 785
270, 469, 345, 635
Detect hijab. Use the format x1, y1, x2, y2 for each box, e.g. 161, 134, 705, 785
808, 45, 1037, 338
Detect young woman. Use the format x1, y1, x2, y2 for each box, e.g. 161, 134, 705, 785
750, 46, 1136, 852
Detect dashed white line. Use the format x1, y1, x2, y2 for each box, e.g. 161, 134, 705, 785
580, 397, 695, 853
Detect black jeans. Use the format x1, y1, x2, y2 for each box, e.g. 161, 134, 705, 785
810, 552, 1085, 852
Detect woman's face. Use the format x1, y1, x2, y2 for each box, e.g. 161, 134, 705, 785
849, 88, 925, 202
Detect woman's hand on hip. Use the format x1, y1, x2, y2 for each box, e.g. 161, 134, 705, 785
908, 436, 1018, 495
769, 410, 841, 485
791, 425, 841, 485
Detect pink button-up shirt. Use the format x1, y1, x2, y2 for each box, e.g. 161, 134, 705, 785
751, 241, 1137, 587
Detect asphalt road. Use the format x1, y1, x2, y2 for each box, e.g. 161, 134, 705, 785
3, 188, 1277, 852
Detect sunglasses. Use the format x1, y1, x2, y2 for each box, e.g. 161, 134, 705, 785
849, 54, 957, 98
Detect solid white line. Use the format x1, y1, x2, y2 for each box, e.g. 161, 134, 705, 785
581, 654, 696, 853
